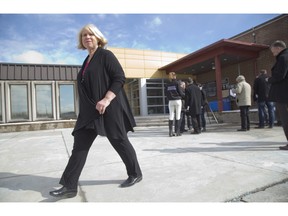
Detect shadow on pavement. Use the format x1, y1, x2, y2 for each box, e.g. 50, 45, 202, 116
0, 172, 123, 202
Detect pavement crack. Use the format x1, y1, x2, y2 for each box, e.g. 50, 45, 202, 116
61, 131, 71, 158
189, 150, 288, 176
78, 184, 88, 202
225, 177, 288, 202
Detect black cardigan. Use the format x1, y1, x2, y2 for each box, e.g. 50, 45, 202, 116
72, 47, 136, 138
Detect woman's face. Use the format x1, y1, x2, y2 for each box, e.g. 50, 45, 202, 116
81, 28, 98, 50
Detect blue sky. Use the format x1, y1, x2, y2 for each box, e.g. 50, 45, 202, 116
0, 14, 280, 65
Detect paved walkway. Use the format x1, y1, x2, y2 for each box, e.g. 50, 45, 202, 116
0, 123, 287, 203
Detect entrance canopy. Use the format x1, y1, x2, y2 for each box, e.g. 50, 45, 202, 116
159, 39, 269, 111
159, 39, 269, 75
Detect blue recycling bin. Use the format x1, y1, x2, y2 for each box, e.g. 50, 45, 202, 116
209, 98, 231, 111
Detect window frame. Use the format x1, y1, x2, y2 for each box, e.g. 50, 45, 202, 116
0, 81, 5, 123
55, 81, 77, 120
31, 81, 56, 121
5, 81, 32, 123
146, 78, 168, 115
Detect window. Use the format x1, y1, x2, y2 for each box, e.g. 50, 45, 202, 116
146, 79, 167, 115
34, 83, 54, 119
8, 83, 30, 121
0, 82, 3, 122
125, 79, 140, 116
58, 83, 77, 119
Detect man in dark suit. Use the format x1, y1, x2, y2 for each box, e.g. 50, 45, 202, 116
268, 40, 288, 150
253, 69, 275, 128
185, 78, 203, 134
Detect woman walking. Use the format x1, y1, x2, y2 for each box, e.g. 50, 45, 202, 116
49, 24, 142, 198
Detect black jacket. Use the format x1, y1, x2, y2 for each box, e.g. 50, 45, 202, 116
253, 73, 270, 102
73, 47, 136, 139
165, 79, 184, 101
185, 83, 202, 116
268, 48, 288, 103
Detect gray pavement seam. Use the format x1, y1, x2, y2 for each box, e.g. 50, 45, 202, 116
225, 177, 288, 202
61, 131, 71, 158
177, 147, 288, 176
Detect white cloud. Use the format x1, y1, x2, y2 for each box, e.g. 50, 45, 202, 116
146, 16, 162, 29
97, 14, 107, 19
12, 50, 46, 64
204, 30, 214, 35
10, 49, 83, 65
152, 17, 162, 26
131, 40, 151, 50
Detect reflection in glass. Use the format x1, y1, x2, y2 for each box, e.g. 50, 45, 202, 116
147, 106, 164, 115
125, 79, 140, 116
10, 84, 29, 120
147, 97, 163, 106
36, 84, 53, 119
147, 88, 162, 97
146, 79, 167, 115
0, 84, 2, 121
59, 84, 76, 119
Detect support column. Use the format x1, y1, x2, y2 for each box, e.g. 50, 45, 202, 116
215, 55, 223, 112
139, 78, 148, 116
253, 59, 258, 78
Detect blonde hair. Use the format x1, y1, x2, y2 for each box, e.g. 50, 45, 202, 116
168, 72, 177, 80
77, 24, 108, 50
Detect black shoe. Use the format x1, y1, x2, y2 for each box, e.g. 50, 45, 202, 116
169, 132, 176, 137
279, 145, 288, 150
237, 129, 247, 131
255, 126, 264, 129
49, 186, 77, 198
120, 175, 142, 188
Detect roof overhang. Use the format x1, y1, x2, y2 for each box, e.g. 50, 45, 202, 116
159, 39, 269, 75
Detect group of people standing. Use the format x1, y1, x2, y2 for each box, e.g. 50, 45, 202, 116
165, 73, 208, 137
215, 40, 288, 151
165, 40, 288, 151
231, 70, 275, 132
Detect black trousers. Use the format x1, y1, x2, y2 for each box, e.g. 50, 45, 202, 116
240, 106, 250, 130
276, 102, 288, 141
59, 129, 142, 189
191, 114, 201, 133
180, 111, 186, 132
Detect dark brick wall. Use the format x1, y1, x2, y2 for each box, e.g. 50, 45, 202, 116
231, 15, 288, 77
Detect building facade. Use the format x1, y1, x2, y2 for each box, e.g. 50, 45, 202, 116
0, 14, 287, 126
0, 49, 186, 124
160, 14, 288, 111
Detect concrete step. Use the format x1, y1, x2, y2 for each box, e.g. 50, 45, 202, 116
135, 115, 169, 127
134, 114, 219, 127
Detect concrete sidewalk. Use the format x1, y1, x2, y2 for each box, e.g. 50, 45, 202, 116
0, 123, 287, 202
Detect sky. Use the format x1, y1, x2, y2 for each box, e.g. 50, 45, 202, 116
0, 13, 281, 65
